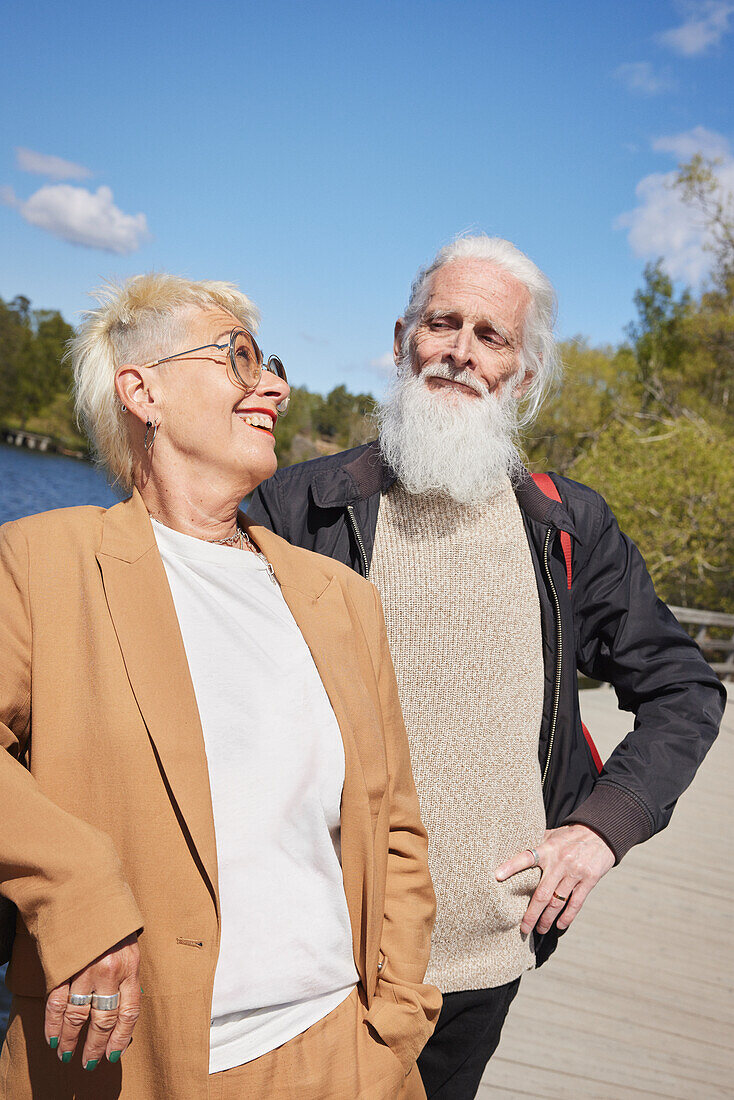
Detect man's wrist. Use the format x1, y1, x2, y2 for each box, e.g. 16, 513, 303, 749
562, 781, 652, 863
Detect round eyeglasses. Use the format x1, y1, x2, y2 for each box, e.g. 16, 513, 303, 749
142, 328, 289, 416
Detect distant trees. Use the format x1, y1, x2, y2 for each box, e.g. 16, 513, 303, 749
275, 383, 376, 466
0, 295, 75, 433
0, 155, 730, 610
525, 155, 734, 613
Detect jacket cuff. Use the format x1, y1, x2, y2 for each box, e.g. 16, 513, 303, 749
365, 992, 438, 1073
562, 781, 653, 863
35, 882, 144, 993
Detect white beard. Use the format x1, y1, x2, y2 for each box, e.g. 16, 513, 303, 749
376, 363, 525, 504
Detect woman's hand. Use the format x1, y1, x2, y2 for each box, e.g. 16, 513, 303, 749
44, 933, 141, 1070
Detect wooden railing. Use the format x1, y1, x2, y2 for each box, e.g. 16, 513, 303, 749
669, 606, 734, 681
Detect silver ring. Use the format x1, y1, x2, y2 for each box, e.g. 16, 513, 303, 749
91, 992, 120, 1011
528, 848, 540, 867
68, 992, 93, 1006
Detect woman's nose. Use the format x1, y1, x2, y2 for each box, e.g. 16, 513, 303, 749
259, 369, 290, 414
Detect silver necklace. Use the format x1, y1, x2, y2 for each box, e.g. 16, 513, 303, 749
212, 526, 277, 585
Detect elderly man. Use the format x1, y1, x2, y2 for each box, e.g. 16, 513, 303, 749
248, 236, 725, 1099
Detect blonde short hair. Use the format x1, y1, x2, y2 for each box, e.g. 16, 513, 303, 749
70, 273, 260, 491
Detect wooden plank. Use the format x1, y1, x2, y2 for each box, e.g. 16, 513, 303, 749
668, 606, 734, 628
480, 685, 734, 1099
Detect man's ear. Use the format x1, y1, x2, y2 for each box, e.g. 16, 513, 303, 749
115, 365, 156, 425
393, 319, 405, 364
514, 368, 536, 398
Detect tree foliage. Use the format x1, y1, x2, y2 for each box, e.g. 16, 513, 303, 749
274, 383, 376, 466
0, 295, 75, 433
1, 153, 731, 610
525, 156, 734, 612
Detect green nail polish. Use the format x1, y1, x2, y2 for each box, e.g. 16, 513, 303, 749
61, 1051, 72, 1064
49, 1037, 59, 1049
84, 1060, 98, 1072
109, 1050, 122, 1064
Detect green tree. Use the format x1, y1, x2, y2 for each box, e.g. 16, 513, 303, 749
525, 339, 635, 473
674, 154, 734, 285
570, 419, 734, 613
626, 262, 692, 416
0, 295, 46, 426
34, 309, 74, 396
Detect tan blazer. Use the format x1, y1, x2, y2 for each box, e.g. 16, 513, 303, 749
0, 490, 440, 1099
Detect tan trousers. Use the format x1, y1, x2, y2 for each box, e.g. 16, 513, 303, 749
208, 987, 426, 1100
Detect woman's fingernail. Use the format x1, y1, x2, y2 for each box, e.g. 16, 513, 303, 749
61, 1051, 73, 1064
84, 1060, 99, 1072
49, 1037, 59, 1049
109, 1050, 122, 1064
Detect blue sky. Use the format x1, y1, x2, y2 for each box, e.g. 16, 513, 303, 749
1, 0, 732, 397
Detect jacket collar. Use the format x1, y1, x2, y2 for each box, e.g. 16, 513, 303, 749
312, 441, 396, 508
97, 489, 221, 909
310, 438, 580, 542
245, 521, 334, 601
97, 487, 346, 597
514, 471, 581, 542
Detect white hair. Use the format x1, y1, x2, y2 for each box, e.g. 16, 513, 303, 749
398, 234, 562, 427
69, 273, 260, 491
376, 362, 525, 503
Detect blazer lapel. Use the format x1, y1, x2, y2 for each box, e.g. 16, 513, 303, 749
97, 491, 219, 908
250, 523, 375, 984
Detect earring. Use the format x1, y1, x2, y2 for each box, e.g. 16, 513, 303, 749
120, 404, 127, 412
143, 419, 159, 452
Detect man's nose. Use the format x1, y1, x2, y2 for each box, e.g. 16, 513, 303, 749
447, 327, 475, 369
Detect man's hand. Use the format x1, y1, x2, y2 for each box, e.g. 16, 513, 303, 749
44, 933, 141, 1070
496, 824, 615, 935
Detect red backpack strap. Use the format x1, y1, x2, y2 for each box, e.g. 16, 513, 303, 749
532, 474, 601, 771
531, 473, 573, 590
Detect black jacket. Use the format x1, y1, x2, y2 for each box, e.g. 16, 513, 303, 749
249, 442, 725, 961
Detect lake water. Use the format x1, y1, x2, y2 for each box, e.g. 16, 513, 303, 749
0, 445, 121, 1039
0, 442, 120, 526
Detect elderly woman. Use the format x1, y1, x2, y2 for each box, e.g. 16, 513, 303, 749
0, 275, 440, 1099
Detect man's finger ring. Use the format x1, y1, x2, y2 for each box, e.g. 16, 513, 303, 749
527, 848, 540, 867
91, 993, 120, 1011
67, 992, 93, 1006
552, 891, 568, 902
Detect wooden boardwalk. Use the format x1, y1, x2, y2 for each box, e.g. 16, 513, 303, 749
479, 684, 734, 1099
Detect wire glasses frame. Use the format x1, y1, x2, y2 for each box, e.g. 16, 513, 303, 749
141, 328, 289, 416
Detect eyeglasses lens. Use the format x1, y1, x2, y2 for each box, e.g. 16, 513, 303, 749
228, 331, 289, 417
228, 331, 262, 391
266, 357, 290, 416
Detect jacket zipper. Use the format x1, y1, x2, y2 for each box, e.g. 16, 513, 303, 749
542, 527, 563, 788
346, 504, 370, 578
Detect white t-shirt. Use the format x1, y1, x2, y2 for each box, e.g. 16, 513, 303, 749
152, 521, 359, 1073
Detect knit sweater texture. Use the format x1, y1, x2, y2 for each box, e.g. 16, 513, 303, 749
370, 480, 546, 992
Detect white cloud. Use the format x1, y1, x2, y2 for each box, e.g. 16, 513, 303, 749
614, 62, 674, 95
369, 351, 394, 375
616, 127, 734, 283
657, 1, 734, 56
1, 183, 149, 254
652, 125, 731, 160
15, 147, 92, 181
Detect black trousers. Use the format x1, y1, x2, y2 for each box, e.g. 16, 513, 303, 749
417, 978, 521, 1099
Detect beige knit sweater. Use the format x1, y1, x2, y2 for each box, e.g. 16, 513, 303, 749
370, 480, 546, 992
